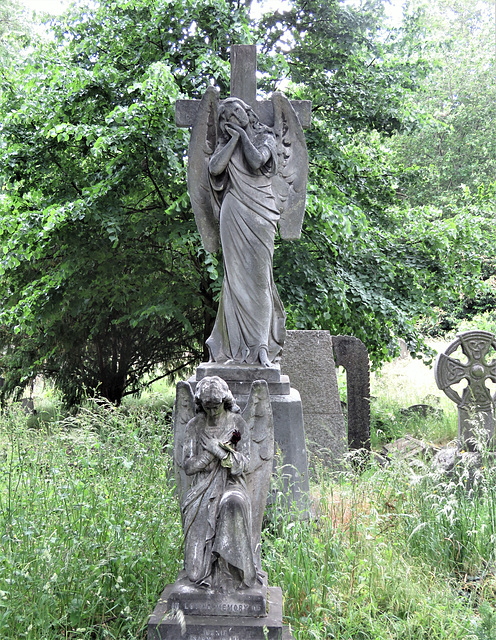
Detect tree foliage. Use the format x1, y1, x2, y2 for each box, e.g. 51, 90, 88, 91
257, 0, 484, 362
0, 0, 250, 404
0, 0, 491, 405
392, 0, 496, 209
0, 0, 31, 62
389, 0, 496, 330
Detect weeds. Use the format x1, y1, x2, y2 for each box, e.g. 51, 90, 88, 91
2, 351, 496, 639
0, 401, 181, 639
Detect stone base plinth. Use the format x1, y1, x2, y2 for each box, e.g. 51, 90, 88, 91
166, 571, 267, 617
148, 585, 294, 640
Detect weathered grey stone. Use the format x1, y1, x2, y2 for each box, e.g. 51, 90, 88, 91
187, 367, 310, 513
176, 97, 312, 130
174, 377, 273, 592
148, 585, 294, 640
432, 447, 496, 490
164, 375, 296, 640
167, 571, 268, 618
160, 45, 303, 640
19, 398, 35, 414
397, 338, 409, 359
432, 446, 459, 473
280, 330, 346, 468
435, 330, 496, 450
177, 45, 311, 368
383, 435, 439, 462
332, 335, 371, 451
400, 404, 443, 419
197, 362, 282, 383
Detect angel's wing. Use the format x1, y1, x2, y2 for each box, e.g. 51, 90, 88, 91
173, 381, 196, 517
242, 380, 274, 570
271, 92, 308, 240
187, 86, 221, 253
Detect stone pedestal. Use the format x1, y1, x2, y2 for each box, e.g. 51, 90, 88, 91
148, 582, 294, 640
188, 362, 309, 514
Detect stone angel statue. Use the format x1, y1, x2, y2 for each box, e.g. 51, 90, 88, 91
173, 375, 274, 592
187, 87, 308, 367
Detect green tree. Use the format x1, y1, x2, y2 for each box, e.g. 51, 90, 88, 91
257, 0, 485, 362
0, 0, 250, 405
0, 0, 31, 62
392, 0, 496, 210
0, 0, 489, 407
389, 0, 496, 330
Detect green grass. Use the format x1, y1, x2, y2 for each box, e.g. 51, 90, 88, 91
0, 402, 182, 639
369, 343, 458, 447
2, 353, 496, 639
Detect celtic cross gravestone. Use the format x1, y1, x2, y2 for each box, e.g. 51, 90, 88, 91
435, 330, 496, 450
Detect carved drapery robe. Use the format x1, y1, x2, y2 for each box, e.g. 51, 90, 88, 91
181, 413, 258, 589
206, 135, 286, 365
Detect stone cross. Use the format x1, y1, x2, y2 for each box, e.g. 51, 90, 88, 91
435, 330, 496, 450
175, 44, 312, 130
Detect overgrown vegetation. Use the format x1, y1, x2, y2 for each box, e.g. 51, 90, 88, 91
2, 356, 496, 639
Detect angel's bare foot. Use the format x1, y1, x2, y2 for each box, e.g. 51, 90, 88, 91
258, 347, 271, 368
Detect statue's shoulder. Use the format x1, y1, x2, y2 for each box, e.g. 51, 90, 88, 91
185, 413, 205, 434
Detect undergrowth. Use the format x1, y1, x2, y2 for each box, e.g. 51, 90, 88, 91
2, 352, 496, 638
0, 402, 181, 639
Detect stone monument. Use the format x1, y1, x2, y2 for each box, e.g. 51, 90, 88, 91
332, 335, 371, 451
435, 330, 496, 450
175, 44, 312, 508
148, 44, 312, 639
280, 330, 346, 469
148, 376, 293, 639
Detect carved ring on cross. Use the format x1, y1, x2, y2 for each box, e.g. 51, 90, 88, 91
434, 330, 496, 411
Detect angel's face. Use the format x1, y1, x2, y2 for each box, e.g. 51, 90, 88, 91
198, 377, 226, 413
226, 101, 249, 128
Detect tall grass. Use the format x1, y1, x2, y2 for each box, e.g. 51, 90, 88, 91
2, 351, 496, 639
0, 402, 181, 639
263, 466, 479, 639
369, 345, 458, 446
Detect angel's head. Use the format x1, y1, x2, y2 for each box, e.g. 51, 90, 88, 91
195, 376, 238, 414
220, 98, 251, 129
218, 97, 268, 138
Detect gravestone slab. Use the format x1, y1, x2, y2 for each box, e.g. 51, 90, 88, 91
383, 435, 439, 462
400, 404, 443, 419
280, 330, 346, 468
332, 335, 370, 451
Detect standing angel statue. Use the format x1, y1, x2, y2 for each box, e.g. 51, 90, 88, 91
173, 376, 274, 592
188, 87, 308, 367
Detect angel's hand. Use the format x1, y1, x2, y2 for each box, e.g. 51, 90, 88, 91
224, 123, 241, 140
226, 121, 244, 134
201, 435, 227, 459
